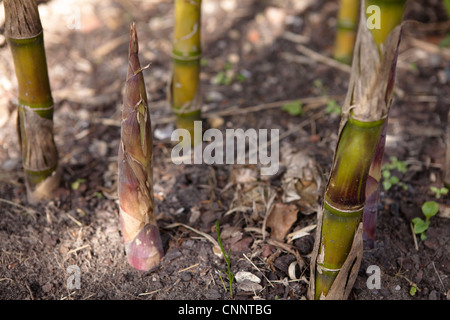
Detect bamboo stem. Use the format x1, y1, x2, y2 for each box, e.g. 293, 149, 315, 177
310, 0, 406, 300
170, 0, 202, 141
4, 0, 60, 204
333, 0, 360, 65
315, 116, 384, 299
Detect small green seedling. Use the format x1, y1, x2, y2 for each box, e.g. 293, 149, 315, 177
282, 101, 303, 116
409, 284, 418, 296
213, 61, 250, 86
412, 201, 439, 241
382, 156, 408, 191
430, 186, 448, 199
71, 178, 85, 191
213, 61, 233, 85
216, 220, 234, 299
325, 99, 341, 115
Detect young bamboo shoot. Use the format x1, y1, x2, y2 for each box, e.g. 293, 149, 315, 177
118, 23, 163, 271
4, 0, 60, 204
309, 0, 406, 300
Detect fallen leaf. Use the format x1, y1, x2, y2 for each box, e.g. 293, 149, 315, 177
266, 203, 299, 241
235, 271, 261, 283
286, 224, 317, 243
281, 149, 324, 215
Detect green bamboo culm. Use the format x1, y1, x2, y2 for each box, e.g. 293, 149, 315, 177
170, 0, 202, 145
333, 0, 360, 65
366, 0, 405, 50
315, 117, 385, 297
309, 0, 406, 300
4, 0, 60, 204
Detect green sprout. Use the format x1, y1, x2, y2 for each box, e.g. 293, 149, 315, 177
409, 284, 418, 296
382, 156, 408, 191
412, 201, 439, 241
216, 220, 235, 299
282, 101, 303, 116
71, 178, 85, 191
430, 186, 448, 199
212, 61, 250, 86
325, 99, 341, 115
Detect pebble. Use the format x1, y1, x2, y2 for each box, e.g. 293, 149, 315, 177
429, 290, 439, 300
237, 280, 263, 292
42, 282, 53, 293
180, 271, 192, 282
1, 159, 18, 171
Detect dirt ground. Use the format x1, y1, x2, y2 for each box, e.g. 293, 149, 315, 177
0, 0, 449, 301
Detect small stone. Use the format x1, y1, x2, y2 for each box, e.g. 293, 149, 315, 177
180, 272, 192, 282
42, 282, 53, 293
237, 280, 263, 292
429, 290, 439, 300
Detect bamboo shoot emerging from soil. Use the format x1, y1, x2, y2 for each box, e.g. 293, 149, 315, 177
333, 0, 360, 65
4, 0, 60, 204
118, 23, 163, 271
309, 0, 405, 300
169, 0, 202, 141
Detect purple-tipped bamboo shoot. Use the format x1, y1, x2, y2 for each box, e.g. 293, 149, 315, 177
4, 0, 60, 204
118, 23, 163, 271
308, 0, 405, 300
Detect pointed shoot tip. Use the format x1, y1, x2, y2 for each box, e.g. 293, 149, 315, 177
129, 22, 139, 55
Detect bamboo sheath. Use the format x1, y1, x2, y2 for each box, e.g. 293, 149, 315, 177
5, 0, 60, 204
118, 24, 164, 271
169, 0, 202, 140
309, 0, 405, 299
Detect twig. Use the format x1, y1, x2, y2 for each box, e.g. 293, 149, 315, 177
282, 31, 310, 44
164, 222, 221, 257
67, 213, 83, 227
408, 37, 450, 59
431, 261, 445, 291
67, 244, 90, 255
95, 96, 336, 128
25, 282, 35, 300
224, 206, 253, 216
267, 238, 306, 270
294, 44, 352, 74
0, 198, 37, 217
178, 263, 199, 273
409, 222, 419, 251
242, 253, 274, 288
138, 289, 161, 296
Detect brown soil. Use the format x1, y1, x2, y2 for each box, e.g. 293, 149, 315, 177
0, 0, 449, 301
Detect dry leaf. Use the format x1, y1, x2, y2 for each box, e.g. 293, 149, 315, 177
281, 149, 324, 215
235, 271, 261, 283
286, 224, 316, 243
266, 203, 299, 241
